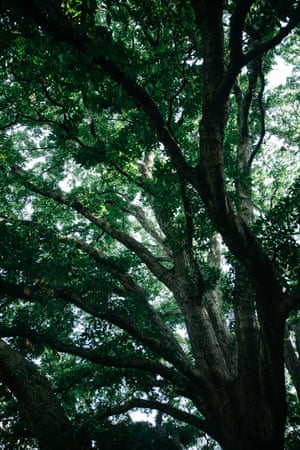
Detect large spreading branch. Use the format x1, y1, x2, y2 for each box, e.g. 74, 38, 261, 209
96, 398, 212, 436
0, 276, 203, 385
58, 235, 186, 362
0, 339, 91, 449
0, 324, 184, 388
1, 319, 212, 437
10, 166, 173, 289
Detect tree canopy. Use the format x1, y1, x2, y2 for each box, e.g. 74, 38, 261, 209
0, 1, 299, 449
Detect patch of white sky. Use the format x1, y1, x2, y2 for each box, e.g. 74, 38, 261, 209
266, 55, 294, 88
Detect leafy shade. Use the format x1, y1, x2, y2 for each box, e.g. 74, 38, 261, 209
0, 1, 299, 449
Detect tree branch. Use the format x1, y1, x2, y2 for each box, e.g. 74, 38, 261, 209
0, 114, 20, 130
248, 58, 266, 167
0, 277, 32, 300
0, 325, 184, 387
179, 180, 194, 252
96, 398, 211, 434
221, 9, 300, 99
229, 0, 256, 63
123, 202, 169, 251
244, 9, 300, 64
282, 282, 300, 316
11, 165, 173, 289
234, 56, 260, 146
56, 287, 198, 380
19, 112, 96, 150
4, 0, 192, 180
0, 277, 199, 383
0, 339, 90, 449
58, 235, 185, 361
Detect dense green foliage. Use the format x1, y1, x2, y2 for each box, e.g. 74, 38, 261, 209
0, 1, 299, 449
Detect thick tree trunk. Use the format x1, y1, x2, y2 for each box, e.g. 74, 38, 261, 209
202, 321, 286, 450
0, 339, 91, 450
208, 381, 286, 450
219, 420, 285, 450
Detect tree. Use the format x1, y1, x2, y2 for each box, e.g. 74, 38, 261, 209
0, 0, 299, 449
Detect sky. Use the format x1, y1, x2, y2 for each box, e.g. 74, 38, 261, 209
267, 56, 293, 87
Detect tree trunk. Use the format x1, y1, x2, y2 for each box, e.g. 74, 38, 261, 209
0, 339, 91, 450
208, 381, 286, 450
201, 321, 286, 450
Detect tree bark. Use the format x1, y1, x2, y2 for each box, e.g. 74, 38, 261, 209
0, 339, 91, 450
